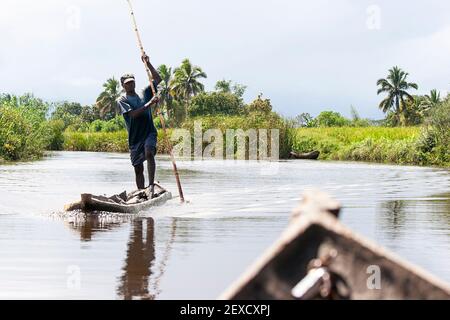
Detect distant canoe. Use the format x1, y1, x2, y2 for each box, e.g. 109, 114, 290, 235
220, 191, 450, 300
64, 184, 172, 214
289, 150, 320, 160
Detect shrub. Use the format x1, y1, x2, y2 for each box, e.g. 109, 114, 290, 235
188, 92, 244, 117
0, 94, 52, 160
0, 104, 48, 160
44, 119, 65, 151
245, 94, 273, 114
50, 102, 83, 128
89, 119, 105, 132
416, 97, 450, 165
182, 112, 294, 159
101, 116, 126, 132
315, 111, 351, 127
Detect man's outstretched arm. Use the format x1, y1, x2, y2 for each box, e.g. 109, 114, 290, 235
127, 96, 160, 119
142, 54, 162, 85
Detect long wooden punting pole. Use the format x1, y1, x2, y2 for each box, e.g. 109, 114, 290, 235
126, 0, 185, 203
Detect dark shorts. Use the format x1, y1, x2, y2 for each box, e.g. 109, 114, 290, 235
129, 132, 157, 167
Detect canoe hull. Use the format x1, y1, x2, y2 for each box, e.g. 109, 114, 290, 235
290, 151, 320, 160
80, 191, 172, 214
220, 191, 450, 300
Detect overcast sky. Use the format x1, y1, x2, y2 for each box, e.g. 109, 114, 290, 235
0, 0, 449, 118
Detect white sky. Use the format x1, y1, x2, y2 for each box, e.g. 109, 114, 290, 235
0, 0, 449, 119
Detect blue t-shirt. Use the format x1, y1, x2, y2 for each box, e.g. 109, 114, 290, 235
117, 82, 158, 146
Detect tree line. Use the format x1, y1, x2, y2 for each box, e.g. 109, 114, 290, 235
292, 66, 445, 128
50, 60, 447, 131
1, 61, 448, 163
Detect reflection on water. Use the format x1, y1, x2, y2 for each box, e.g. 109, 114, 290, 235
0, 151, 449, 299
63, 213, 179, 300
429, 193, 450, 229
378, 193, 450, 236
152, 218, 178, 298
65, 213, 133, 242
379, 200, 407, 235
116, 217, 178, 300
117, 218, 156, 300
376, 193, 450, 278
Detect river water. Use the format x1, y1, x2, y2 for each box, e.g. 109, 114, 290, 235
0, 151, 449, 299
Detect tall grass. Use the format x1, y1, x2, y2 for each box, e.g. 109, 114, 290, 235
61, 113, 294, 159
292, 126, 448, 166
63, 131, 129, 152
62, 122, 446, 166
63, 129, 174, 154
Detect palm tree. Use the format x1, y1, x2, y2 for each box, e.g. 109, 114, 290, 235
157, 64, 174, 118
377, 66, 418, 126
96, 77, 122, 120
170, 59, 207, 118
420, 89, 441, 115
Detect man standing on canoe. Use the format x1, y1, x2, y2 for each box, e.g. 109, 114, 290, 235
117, 54, 162, 197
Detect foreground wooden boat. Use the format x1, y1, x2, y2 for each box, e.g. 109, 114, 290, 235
220, 191, 450, 300
64, 184, 172, 214
289, 150, 320, 160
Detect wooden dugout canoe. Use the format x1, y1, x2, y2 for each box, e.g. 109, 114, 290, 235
289, 150, 320, 160
64, 184, 172, 214
220, 191, 450, 300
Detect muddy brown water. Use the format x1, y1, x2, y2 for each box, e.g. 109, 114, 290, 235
0, 151, 449, 299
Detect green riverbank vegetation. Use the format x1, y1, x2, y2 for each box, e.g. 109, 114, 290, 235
1, 63, 449, 166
